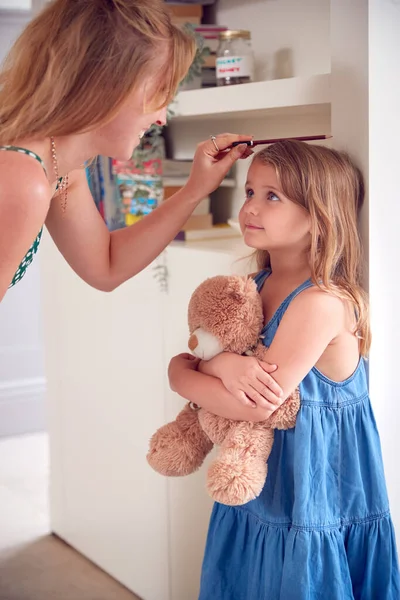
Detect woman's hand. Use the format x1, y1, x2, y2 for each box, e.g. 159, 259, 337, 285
168, 353, 200, 393
184, 133, 254, 201
199, 353, 284, 411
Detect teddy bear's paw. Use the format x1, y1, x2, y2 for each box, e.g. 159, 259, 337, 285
207, 454, 268, 506
198, 411, 234, 445
268, 389, 300, 430
147, 421, 213, 477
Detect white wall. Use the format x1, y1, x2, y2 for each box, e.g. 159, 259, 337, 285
331, 0, 400, 535
0, 0, 30, 8
368, 0, 400, 535
0, 8, 46, 437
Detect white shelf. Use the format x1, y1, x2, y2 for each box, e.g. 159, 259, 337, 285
171, 74, 331, 121
169, 236, 247, 256
163, 176, 235, 188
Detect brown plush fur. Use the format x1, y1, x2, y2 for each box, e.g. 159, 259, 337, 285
147, 275, 300, 506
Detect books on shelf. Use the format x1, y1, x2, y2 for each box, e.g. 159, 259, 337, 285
194, 25, 228, 53
162, 159, 192, 178
162, 158, 236, 241
192, 197, 211, 216
183, 213, 213, 230
162, 173, 237, 241
162, 159, 235, 184
201, 67, 217, 88
96, 155, 237, 240
174, 224, 241, 242
163, 183, 211, 215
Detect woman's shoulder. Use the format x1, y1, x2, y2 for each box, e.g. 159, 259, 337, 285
0, 148, 52, 214
1, 142, 49, 180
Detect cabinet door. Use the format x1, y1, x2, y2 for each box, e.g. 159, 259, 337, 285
40, 233, 169, 600
162, 244, 252, 600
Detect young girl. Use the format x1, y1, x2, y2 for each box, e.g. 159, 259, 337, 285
168, 141, 400, 599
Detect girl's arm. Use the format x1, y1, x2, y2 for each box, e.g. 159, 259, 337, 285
168, 354, 277, 422
170, 288, 344, 419
245, 287, 344, 400
45, 135, 251, 292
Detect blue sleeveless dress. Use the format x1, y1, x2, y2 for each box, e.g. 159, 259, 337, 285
199, 270, 400, 600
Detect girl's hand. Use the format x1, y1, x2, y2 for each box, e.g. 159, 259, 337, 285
168, 353, 200, 393
184, 133, 254, 201
200, 353, 284, 410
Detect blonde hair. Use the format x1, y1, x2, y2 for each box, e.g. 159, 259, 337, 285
0, 0, 195, 144
253, 140, 370, 355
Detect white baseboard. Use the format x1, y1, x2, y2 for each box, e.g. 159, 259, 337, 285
0, 378, 47, 438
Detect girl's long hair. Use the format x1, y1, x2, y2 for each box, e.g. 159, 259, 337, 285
254, 140, 370, 355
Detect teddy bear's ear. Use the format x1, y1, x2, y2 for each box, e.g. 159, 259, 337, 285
187, 275, 264, 355
228, 276, 258, 304
244, 276, 258, 295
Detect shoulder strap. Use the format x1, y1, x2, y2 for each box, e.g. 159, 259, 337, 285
253, 269, 271, 292
278, 279, 314, 316
0, 145, 47, 177
262, 278, 315, 333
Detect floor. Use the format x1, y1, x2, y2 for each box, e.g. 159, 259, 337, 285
0, 433, 140, 600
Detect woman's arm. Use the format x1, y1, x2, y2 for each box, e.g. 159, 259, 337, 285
46, 169, 204, 290
45, 134, 252, 291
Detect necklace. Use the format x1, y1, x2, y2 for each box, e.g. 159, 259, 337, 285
50, 136, 68, 213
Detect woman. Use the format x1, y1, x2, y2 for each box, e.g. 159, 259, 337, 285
0, 0, 252, 301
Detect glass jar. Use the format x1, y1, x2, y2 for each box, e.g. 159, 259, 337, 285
216, 30, 254, 86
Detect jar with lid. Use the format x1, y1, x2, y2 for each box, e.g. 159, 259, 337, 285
216, 30, 254, 86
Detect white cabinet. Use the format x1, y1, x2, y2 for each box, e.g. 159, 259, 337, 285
40, 232, 252, 600
41, 232, 168, 599
162, 241, 253, 600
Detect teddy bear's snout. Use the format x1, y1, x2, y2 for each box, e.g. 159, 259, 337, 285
188, 327, 224, 360
188, 333, 198, 352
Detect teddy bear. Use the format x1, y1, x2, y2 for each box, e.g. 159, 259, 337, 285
147, 275, 300, 506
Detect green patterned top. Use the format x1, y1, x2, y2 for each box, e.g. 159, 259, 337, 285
0, 145, 60, 288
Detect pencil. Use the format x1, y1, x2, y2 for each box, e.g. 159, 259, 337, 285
231, 134, 332, 148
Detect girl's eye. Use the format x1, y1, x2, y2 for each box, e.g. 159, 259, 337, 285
245, 188, 254, 200
267, 191, 280, 202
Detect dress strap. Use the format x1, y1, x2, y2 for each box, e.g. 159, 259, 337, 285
261, 277, 315, 334
0, 145, 47, 176
276, 279, 314, 317
253, 269, 271, 292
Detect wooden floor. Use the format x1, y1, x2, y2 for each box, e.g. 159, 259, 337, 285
0, 433, 140, 600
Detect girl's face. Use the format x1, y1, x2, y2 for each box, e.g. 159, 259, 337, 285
94, 77, 167, 160
239, 160, 311, 254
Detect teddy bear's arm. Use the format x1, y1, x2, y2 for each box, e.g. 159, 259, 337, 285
147, 404, 213, 476
252, 343, 299, 429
